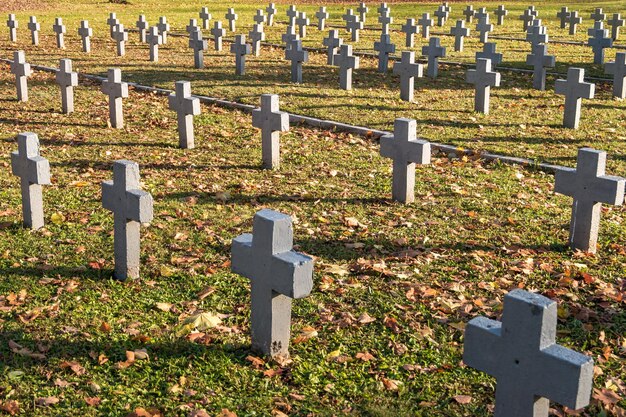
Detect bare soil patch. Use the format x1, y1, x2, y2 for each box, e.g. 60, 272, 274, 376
0, 0, 51, 13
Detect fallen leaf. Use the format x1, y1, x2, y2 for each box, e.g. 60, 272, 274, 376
85, 397, 101, 406
0, 400, 19, 415
36, 397, 59, 407
453, 395, 472, 404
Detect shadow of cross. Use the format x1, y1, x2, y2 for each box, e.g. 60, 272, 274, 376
10, 50, 32, 102
464, 289, 594, 417
11, 133, 50, 230
231, 209, 314, 358
252, 94, 289, 170
168, 81, 201, 149
554, 148, 625, 254
380, 118, 431, 204
102, 160, 153, 281
101, 68, 129, 129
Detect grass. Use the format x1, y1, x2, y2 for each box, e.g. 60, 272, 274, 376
0, 0, 624, 416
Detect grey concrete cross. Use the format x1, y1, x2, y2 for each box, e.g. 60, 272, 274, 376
587, 22, 612, 64
393, 51, 423, 102
157, 16, 170, 44
555, 67, 595, 129
475, 7, 488, 21
377, 3, 390, 17
380, 118, 431, 204
357, 2, 369, 23
323, 30, 342, 65
107, 12, 119, 37
591, 8, 606, 22
494, 5, 508, 25
342, 8, 356, 30
211, 21, 225, 51
464, 289, 594, 417
186, 18, 199, 35
285, 38, 308, 83
254, 9, 266, 25
519, 8, 536, 31
266, 3, 277, 26
434, 5, 448, 27
7, 14, 17, 42
231, 34, 251, 75
199, 7, 212, 29
252, 94, 289, 169
316, 7, 329, 31
112, 24, 128, 57
374, 33, 395, 73
418, 13, 433, 38
101, 68, 129, 129
605, 52, 626, 98
102, 160, 153, 281
526, 43, 555, 91
567, 10, 582, 35
476, 42, 503, 66
476, 15, 493, 43
78, 20, 92, 53
442, 2, 451, 14
28, 16, 40, 45
189, 29, 208, 68
55, 58, 78, 114
347, 17, 363, 42
463, 5, 475, 23
226, 8, 238, 32
379, 11, 393, 35
146, 26, 163, 61
401, 18, 418, 47
296, 12, 309, 38
608, 13, 624, 40
466, 58, 501, 114
10, 50, 32, 102
556, 7, 570, 29
231, 209, 314, 358
451, 19, 469, 52
555, 148, 625, 253
526, 23, 548, 47
422, 36, 446, 78
334, 44, 359, 90
168, 81, 201, 149
53, 17, 66, 49
287, 5, 298, 26
136, 15, 148, 43
282, 25, 298, 48
249, 24, 265, 57
11, 132, 50, 230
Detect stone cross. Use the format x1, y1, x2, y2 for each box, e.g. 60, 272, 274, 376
434, 5, 448, 27
136, 15, 148, 43
591, 8, 606, 22
323, 30, 343, 65
494, 5, 508, 25
519, 8, 536, 31
28, 16, 40, 45
418, 13, 433, 38
334, 45, 359, 90
285, 39, 308, 83
102, 160, 153, 281
380, 118, 431, 204
287, 5, 298, 26
53, 17, 66, 49
55, 58, 78, 114
555, 148, 625, 253
189, 29, 208, 68
463, 5, 475, 23
442, 2, 451, 15
10, 50, 32, 102
296, 12, 309, 38
226, 8, 238, 32
475, 7, 488, 21
186, 18, 199, 35
7, 14, 17, 42
422, 37, 446, 78
464, 289, 594, 417
393, 51, 423, 102
347, 16, 364, 42
231, 34, 251, 76
343, 8, 356, 29
476, 15, 493, 43
112, 24, 128, 57
168, 81, 201, 149
555, 67, 595, 129
526, 43, 555, 91
451, 20, 469, 52
605, 52, 626, 98
608, 13, 624, 40
231, 209, 313, 358
476, 42, 503, 66
249, 24, 265, 57
356, 2, 368, 23
199, 7, 212, 29
316, 7, 329, 31
266, 3, 277, 26
526, 23, 548, 47
377, 3, 390, 17
252, 94, 289, 169
374, 33, 395, 73
101, 68, 129, 129
567, 11, 582, 35
557, 7, 570, 29
146, 26, 163, 61
78, 20, 92, 53
282, 25, 298, 47
11, 133, 50, 230
107, 13, 119, 37
466, 58, 501, 114
211, 21, 225, 51
254, 9, 266, 25
588, 22, 612, 64
157, 16, 170, 44
401, 18, 419, 47
379, 11, 393, 35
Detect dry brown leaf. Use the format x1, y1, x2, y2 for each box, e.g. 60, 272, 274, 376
218, 409, 237, 417
36, 397, 59, 407
453, 395, 473, 404
85, 397, 101, 406
0, 400, 19, 415
60, 361, 86, 376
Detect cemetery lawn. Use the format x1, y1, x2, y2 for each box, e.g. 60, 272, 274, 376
0, 1, 624, 416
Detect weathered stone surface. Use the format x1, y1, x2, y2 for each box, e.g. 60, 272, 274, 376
323, 30, 342, 65
374, 33, 395, 72
333, 44, 359, 90
285, 38, 308, 83
7, 14, 17, 42
136, 15, 148, 42
249, 24, 265, 57
53, 17, 66, 49
168, 81, 201, 149
28, 16, 40, 45
401, 18, 418, 47
605, 52, 626, 98
230, 34, 251, 75
78, 20, 92, 52
466, 58, 501, 114
393, 51, 423, 102
422, 37, 445, 78
252, 94, 289, 169
588, 21, 612, 64
189, 29, 208, 68
211, 21, 226, 51
555, 67, 595, 129
112, 24, 128, 56
10, 50, 32, 102
146, 26, 163, 61
157, 16, 170, 44
526, 43, 555, 90
55, 58, 79, 114
100, 68, 129, 129
476, 42, 503, 66
451, 19, 469, 52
